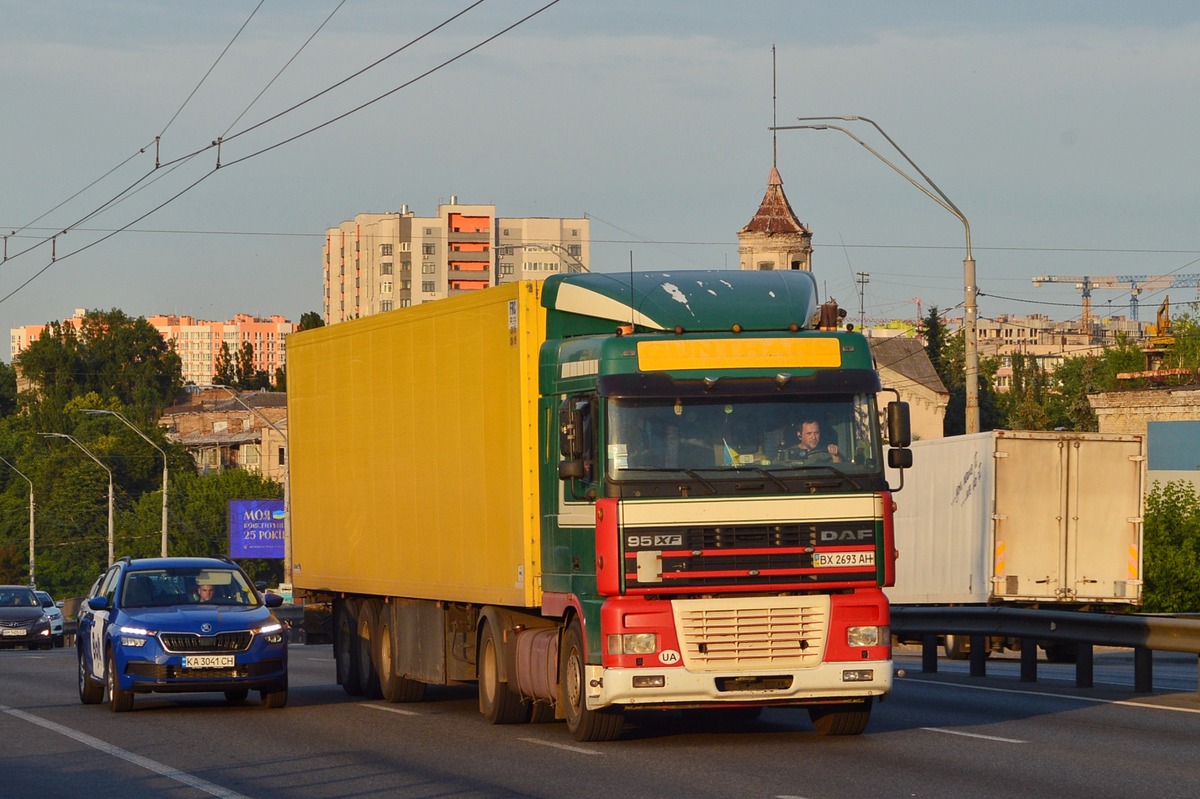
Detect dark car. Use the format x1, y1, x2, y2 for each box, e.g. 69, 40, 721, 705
0, 585, 53, 650
77, 556, 289, 711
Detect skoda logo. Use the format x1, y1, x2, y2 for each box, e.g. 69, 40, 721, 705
201, 623, 213, 633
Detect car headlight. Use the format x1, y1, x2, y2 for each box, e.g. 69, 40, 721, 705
256, 621, 285, 644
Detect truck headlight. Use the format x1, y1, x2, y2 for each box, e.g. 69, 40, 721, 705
847, 626, 883, 648
607, 632, 657, 655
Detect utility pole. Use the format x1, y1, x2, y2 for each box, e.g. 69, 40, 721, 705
856, 272, 870, 329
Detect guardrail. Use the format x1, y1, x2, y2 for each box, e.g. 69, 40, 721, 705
891, 606, 1200, 694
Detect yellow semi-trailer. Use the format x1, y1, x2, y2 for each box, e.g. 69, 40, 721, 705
288, 271, 912, 741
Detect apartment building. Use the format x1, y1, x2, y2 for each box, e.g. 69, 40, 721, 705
323, 198, 589, 324
146, 313, 295, 386
10, 309, 296, 386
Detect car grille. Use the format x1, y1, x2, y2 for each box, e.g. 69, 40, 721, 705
126, 659, 283, 680
158, 631, 254, 653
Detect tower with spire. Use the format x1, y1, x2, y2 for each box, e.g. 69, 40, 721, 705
737, 166, 812, 271
738, 46, 813, 272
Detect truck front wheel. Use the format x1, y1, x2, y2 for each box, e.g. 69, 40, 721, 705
560, 620, 623, 742
808, 699, 872, 736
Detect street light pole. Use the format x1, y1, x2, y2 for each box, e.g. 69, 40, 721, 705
82, 409, 169, 557
773, 115, 980, 434
207, 386, 291, 583
0, 456, 35, 586
41, 433, 115, 567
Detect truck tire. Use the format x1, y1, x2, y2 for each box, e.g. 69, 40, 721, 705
376, 603, 426, 703
808, 699, 872, 736
335, 599, 363, 696
356, 599, 384, 699
560, 619, 624, 742
478, 623, 528, 724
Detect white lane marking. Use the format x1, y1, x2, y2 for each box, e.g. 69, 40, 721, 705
362, 703, 421, 716
906, 677, 1200, 714
1, 704, 253, 798
518, 737, 604, 755
921, 727, 1028, 744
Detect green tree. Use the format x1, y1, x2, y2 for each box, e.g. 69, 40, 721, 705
235, 341, 256, 389
1142, 480, 1200, 613
0, 362, 18, 417
298, 311, 324, 331
213, 341, 236, 387
924, 308, 1001, 435
1049, 334, 1146, 431
15, 309, 181, 421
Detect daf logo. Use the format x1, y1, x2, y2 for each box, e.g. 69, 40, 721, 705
201, 623, 213, 633
819, 528, 874, 543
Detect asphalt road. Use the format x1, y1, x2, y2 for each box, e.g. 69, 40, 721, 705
2, 643, 1198, 799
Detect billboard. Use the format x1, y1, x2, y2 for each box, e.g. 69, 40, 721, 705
228, 499, 286, 559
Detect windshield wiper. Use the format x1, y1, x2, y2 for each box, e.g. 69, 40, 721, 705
613, 466, 720, 494
786, 463, 866, 490
732, 464, 790, 492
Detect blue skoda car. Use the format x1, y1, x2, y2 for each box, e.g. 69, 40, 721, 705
77, 556, 289, 711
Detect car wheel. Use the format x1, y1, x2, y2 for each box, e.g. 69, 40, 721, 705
78, 650, 103, 704
261, 677, 288, 709
105, 649, 134, 712
224, 689, 250, 704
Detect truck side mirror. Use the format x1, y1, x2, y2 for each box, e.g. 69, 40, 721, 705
887, 448, 913, 469
887, 401, 912, 448
559, 399, 584, 458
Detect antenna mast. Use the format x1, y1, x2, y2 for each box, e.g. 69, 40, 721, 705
772, 45, 778, 168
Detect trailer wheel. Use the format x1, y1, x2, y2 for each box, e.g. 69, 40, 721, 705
560, 619, 624, 742
808, 699, 872, 736
356, 599, 384, 699
478, 623, 529, 724
335, 599, 363, 696
376, 603, 426, 703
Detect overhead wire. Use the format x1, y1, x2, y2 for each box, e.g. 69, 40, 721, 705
0, 0, 562, 308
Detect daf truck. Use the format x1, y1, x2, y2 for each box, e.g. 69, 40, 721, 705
287, 270, 911, 740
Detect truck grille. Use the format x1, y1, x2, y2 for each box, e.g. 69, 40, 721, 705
623, 520, 878, 590
672, 595, 828, 672
158, 631, 253, 653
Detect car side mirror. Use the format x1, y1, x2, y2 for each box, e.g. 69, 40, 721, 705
87, 596, 110, 612
264, 593, 284, 608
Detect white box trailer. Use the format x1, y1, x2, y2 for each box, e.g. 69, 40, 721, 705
886, 430, 1144, 610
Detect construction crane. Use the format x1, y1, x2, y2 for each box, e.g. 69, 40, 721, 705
1031, 274, 1200, 325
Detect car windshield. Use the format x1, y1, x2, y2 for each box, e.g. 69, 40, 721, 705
0, 588, 38, 608
121, 568, 259, 608
606, 393, 882, 476
34, 591, 54, 609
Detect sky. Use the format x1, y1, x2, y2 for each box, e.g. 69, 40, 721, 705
3, 0, 1199, 357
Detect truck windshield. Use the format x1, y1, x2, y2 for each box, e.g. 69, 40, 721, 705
606, 394, 882, 477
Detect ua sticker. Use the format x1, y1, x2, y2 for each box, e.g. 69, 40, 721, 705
659, 649, 681, 665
